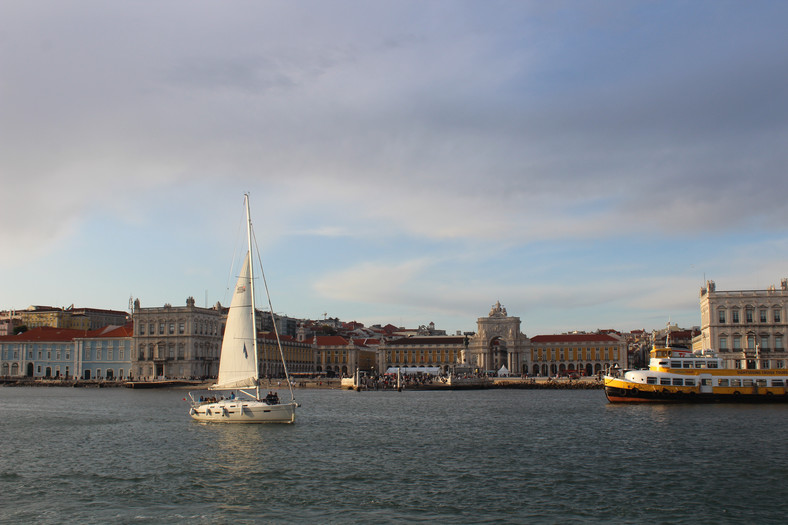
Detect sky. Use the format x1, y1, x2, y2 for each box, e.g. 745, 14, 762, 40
2, 1, 788, 336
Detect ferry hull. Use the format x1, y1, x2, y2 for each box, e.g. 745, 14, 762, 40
190, 400, 297, 423
605, 384, 788, 404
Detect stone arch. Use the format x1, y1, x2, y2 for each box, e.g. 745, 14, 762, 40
26, 362, 34, 377
532, 364, 540, 376
489, 336, 509, 371
586, 363, 593, 376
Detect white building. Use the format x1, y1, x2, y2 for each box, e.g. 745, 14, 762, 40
699, 279, 788, 369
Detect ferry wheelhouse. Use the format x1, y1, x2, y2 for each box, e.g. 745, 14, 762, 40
604, 346, 788, 403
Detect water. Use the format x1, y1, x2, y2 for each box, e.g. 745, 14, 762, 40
1, 387, 787, 524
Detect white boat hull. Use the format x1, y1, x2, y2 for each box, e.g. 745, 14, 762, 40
190, 399, 296, 424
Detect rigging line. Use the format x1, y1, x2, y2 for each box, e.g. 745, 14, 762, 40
251, 223, 296, 404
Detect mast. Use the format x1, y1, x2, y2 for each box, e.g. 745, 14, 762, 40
244, 193, 261, 398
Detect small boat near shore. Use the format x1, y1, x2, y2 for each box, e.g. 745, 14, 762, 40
604, 342, 788, 403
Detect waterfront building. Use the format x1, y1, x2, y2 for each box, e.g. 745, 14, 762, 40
131, 297, 223, 380
381, 335, 466, 374
464, 302, 530, 374
75, 324, 133, 380
529, 333, 625, 377
0, 325, 132, 380
699, 279, 788, 369
314, 335, 376, 377
259, 332, 316, 378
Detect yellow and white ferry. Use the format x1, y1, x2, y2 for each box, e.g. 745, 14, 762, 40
604, 344, 788, 403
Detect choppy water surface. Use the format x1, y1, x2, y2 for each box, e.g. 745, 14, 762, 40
1, 387, 787, 524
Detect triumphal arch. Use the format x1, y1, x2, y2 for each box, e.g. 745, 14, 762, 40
463, 302, 530, 375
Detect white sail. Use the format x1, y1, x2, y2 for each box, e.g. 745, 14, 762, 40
213, 254, 258, 390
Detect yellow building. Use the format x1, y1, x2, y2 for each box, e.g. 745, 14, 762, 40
529, 333, 625, 377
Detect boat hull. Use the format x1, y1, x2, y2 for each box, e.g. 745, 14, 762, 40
190, 399, 296, 423
604, 381, 788, 404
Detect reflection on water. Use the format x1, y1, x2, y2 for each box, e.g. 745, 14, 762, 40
1, 387, 787, 524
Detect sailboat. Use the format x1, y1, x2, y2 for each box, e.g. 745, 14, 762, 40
189, 194, 298, 423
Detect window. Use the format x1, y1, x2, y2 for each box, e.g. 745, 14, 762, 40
159, 323, 164, 335
759, 335, 769, 351
732, 310, 740, 323
760, 310, 768, 323
169, 323, 175, 335
718, 309, 726, 323
701, 378, 712, 386
149, 322, 154, 334
733, 336, 742, 350
718, 379, 730, 387
685, 378, 695, 386
731, 379, 742, 387
775, 310, 782, 323
746, 309, 753, 323
776, 336, 783, 350
140, 324, 145, 335
719, 337, 728, 351
773, 380, 786, 387
179, 322, 185, 335
748, 336, 756, 350
673, 378, 683, 386
647, 377, 657, 385
660, 378, 671, 385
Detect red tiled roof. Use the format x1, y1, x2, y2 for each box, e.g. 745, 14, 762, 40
314, 335, 350, 346
386, 336, 465, 346
530, 334, 620, 344
0, 326, 89, 342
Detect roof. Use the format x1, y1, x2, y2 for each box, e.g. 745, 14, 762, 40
0, 326, 89, 342
0, 323, 135, 343
313, 335, 350, 346
386, 336, 465, 346
530, 333, 621, 344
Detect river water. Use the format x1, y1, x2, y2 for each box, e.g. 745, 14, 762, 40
1, 386, 786, 524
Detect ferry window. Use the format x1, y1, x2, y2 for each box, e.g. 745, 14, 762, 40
756, 379, 767, 387
731, 379, 742, 387
683, 362, 692, 369
647, 377, 657, 385
773, 380, 785, 387
707, 362, 718, 369
660, 378, 671, 385
694, 361, 703, 368
718, 379, 730, 387
743, 379, 754, 387
672, 378, 683, 386
684, 379, 695, 386
670, 361, 680, 368
701, 378, 712, 386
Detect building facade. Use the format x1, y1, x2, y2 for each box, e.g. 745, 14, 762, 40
464, 302, 530, 374
699, 279, 788, 369
529, 333, 626, 377
0, 325, 133, 380
381, 335, 466, 374
131, 297, 223, 380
